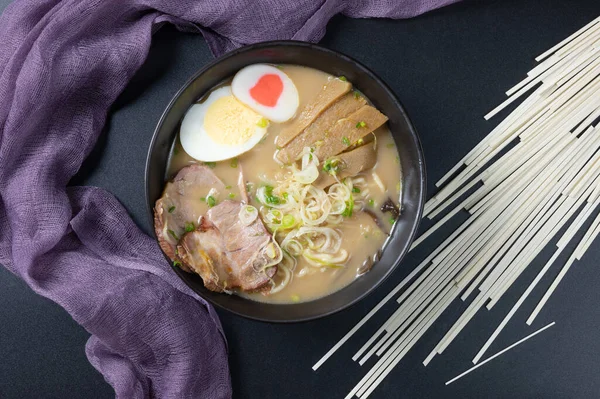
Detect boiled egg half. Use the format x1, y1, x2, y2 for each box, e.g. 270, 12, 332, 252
232, 64, 299, 123
180, 86, 268, 162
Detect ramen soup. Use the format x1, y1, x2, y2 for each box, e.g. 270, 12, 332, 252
154, 64, 402, 304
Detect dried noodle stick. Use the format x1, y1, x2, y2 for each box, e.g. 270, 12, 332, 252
313, 18, 600, 398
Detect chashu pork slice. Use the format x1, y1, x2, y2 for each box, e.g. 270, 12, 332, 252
177, 200, 280, 292
154, 164, 225, 270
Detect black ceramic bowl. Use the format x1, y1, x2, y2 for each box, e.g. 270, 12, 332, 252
146, 41, 426, 323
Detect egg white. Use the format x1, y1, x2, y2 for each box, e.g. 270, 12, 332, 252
232, 64, 299, 123
179, 86, 267, 162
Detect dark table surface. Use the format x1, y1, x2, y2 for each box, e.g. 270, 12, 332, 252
2, 0, 600, 398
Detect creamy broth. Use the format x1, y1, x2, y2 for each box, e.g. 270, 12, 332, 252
166, 65, 402, 304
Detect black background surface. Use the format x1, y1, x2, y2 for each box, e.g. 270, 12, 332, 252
2, 0, 600, 398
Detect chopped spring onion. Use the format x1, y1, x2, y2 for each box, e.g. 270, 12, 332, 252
352, 187, 361, 193
342, 195, 354, 218
261, 185, 281, 205
353, 91, 361, 99
338, 75, 347, 81
323, 158, 341, 175
228, 193, 235, 199
265, 243, 279, 259
167, 229, 179, 241
342, 136, 351, 146
206, 195, 216, 207
296, 164, 320, 184
167, 205, 176, 213
257, 118, 269, 128
230, 158, 238, 168
173, 260, 181, 268
238, 205, 258, 226
184, 222, 195, 232
368, 199, 375, 207
204, 161, 216, 168
356, 121, 366, 128
289, 147, 320, 184
282, 214, 296, 229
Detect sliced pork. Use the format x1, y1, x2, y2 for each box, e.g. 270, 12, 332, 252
154, 165, 280, 292
177, 201, 280, 292
154, 164, 225, 264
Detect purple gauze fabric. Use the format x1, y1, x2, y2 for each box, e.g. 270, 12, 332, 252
0, 0, 459, 398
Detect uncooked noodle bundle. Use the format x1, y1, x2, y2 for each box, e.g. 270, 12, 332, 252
313, 16, 600, 398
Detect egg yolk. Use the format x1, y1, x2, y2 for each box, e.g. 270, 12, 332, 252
203, 96, 262, 145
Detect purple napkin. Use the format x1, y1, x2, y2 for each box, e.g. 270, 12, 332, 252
0, 0, 458, 397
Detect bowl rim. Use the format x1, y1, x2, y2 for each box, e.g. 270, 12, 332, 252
145, 40, 427, 323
